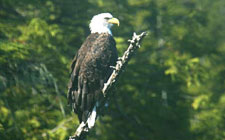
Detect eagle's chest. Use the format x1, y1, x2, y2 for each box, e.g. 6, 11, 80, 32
91, 45, 113, 63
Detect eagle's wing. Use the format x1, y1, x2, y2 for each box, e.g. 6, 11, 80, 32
67, 53, 78, 106
67, 34, 96, 111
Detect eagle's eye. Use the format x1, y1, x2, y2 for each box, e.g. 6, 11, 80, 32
104, 17, 111, 20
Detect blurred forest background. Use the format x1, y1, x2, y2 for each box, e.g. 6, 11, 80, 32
0, 0, 225, 140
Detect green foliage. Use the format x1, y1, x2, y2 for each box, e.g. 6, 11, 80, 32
0, 0, 224, 140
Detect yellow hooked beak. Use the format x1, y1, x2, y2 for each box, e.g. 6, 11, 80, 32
107, 18, 120, 26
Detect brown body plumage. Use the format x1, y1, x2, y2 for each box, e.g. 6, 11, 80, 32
68, 33, 118, 123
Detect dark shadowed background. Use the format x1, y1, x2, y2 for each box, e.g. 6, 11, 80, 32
0, 0, 225, 139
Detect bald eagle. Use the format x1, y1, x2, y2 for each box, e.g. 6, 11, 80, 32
68, 13, 119, 128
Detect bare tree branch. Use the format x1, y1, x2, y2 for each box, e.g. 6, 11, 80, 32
69, 31, 147, 140
102, 31, 147, 96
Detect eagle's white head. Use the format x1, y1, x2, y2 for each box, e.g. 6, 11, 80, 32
89, 13, 120, 35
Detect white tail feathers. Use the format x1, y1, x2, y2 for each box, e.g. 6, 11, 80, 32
87, 106, 97, 128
